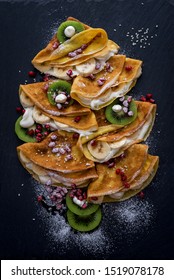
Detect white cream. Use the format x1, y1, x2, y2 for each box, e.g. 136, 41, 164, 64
64, 26, 76, 38
73, 196, 86, 208
20, 107, 35, 128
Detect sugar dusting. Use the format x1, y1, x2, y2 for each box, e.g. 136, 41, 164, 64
31, 179, 155, 257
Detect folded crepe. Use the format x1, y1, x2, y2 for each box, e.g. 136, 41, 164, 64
20, 82, 91, 116
32, 17, 119, 77
87, 144, 159, 203
71, 57, 142, 110
78, 101, 156, 162
17, 131, 98, 187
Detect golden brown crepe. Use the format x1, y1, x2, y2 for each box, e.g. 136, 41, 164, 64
32, 17, 119, 74
17, 131, 98, 187
78, 101, 156, 163
87, 144, 159, 203
71, 57, 142, 110
20, 82, 91, 116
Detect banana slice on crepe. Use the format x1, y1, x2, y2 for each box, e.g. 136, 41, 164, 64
78, 101, 156, 162
87, 144, 159, 203
17, 131, 98, 188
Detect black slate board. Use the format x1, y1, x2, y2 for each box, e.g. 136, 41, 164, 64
0, 0, 174, 260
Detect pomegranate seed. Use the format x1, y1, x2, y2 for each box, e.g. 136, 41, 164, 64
82, 203, 87, 209
116, 168, 121, 175
71, 183, 77, 189
70, 193, 74, 198
27, 129, 34, 136
16, 107, 22, 113
66, 69, 73, 77
83, 193, 87, 199
45, 124, 50, 130
140, 96, 146, 102
120, 170, 125, 176
149, 98, 155, 103
68, 51, 77, 58
22, 109, 25, 114
43, 74, 50, 82
36, 136, 42, 142
44, 131, 49, 136
28, 71, 36, 78
72, 133, 79, 139
43, 83, 49, 91
138, 191, 145, 198
52, 41, 59, 49
74, 116, 81, 123
123, 182, 130, 188
78, 195, 83, 201
87, 74, 95, 80
121, 174, 127, 181
146, 93, 153, 99
90, 139, 97, 146
125, 65, 133, 71
36, 124, 42, 131
91, 196, 98, 201
81, 44, 87, 50
95, 62, 101, 70
35, 129, 41, 134
37, 195, 43, 202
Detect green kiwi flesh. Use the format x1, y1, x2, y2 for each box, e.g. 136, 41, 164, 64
57, 21, 85, 43
47, 80, 72, 105
15, 116, 36, 143
67, 207, 102, 232
105, 96, 137, 125
66, 193, 99, 216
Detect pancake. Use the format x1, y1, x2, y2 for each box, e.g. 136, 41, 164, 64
87, 144, 159, 203
32, 17, 119, 74
20, 82, 91, 117
71, 57, 142, 110
78, 101, 156, 162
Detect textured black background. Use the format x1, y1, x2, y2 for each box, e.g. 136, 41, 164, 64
0, 0, 174, 260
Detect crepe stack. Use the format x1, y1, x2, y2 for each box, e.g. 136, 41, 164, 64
16, 17, 159, 204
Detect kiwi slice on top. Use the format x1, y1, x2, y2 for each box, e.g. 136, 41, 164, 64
15, 116, 36, 143
67, 207, 102, 232
57, 20, 85, 43
105, 96, 137, 126
66, 193, 99, 216
47, 80, 72, 106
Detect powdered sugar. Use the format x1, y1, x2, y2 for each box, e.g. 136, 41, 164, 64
32, 179, 155, 257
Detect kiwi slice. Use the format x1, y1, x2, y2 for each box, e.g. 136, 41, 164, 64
15, 116, 36, 143
67, 207, 102, 232
47, 80, 72, 106
57, 20, 85, 43
66, 193, 99, 216
105, 96, 137, 125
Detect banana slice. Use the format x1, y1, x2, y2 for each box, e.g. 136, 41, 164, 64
19, 91, 34, 107
32, 163, 47, 176
32, 106, 51, 124
76, 58, 96, 75
52, 68, 71, 80
54, 120, 68, 129
19, 151, 30, 164
109, 137, 127, 149
87, 141, 111, 160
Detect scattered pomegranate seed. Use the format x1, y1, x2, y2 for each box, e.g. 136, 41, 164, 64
97, 77, 106, 86
108, 161, 115, 168
66, 69, 73, 78
36, 124, 42, 131
28, 71, 36, 78
44, 131, 49, 137
149, 98, 155, 103
72, 133, 79, 139
138, 191, 145, 198
120, 170, 125, 177
22, 109, 25, 114
123, 182, 130, 188
16, 107, 23, 113
146, 93, 153, 99
74, 116, 81, 123
90, 139, 97, 146
95, 62, 101, 70
36, 136, 42, 142
27, 129, 34, 136
125, 65, 133, 71
87, 73, 95, 80
43, 74, 50, 82
121, 174, 127, 181
116, 168, 121, 175
140, 96, 147, 102
91, 196, 98, 201
45, 124, 50, 130
82, 203, 87, 209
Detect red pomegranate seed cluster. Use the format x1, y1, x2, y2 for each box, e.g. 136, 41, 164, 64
69, 187, 88, 208
27, 124, 50, 142
68, 44, 87, 58
42, 185, 68, 210
42, 74, 50, 82
140, 93, 155, 103
16, 106, 25, 114
115, 168, 130, 188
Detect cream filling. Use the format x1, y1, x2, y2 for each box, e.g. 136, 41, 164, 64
42, 51, 116, 79
88, 112, 152, 163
